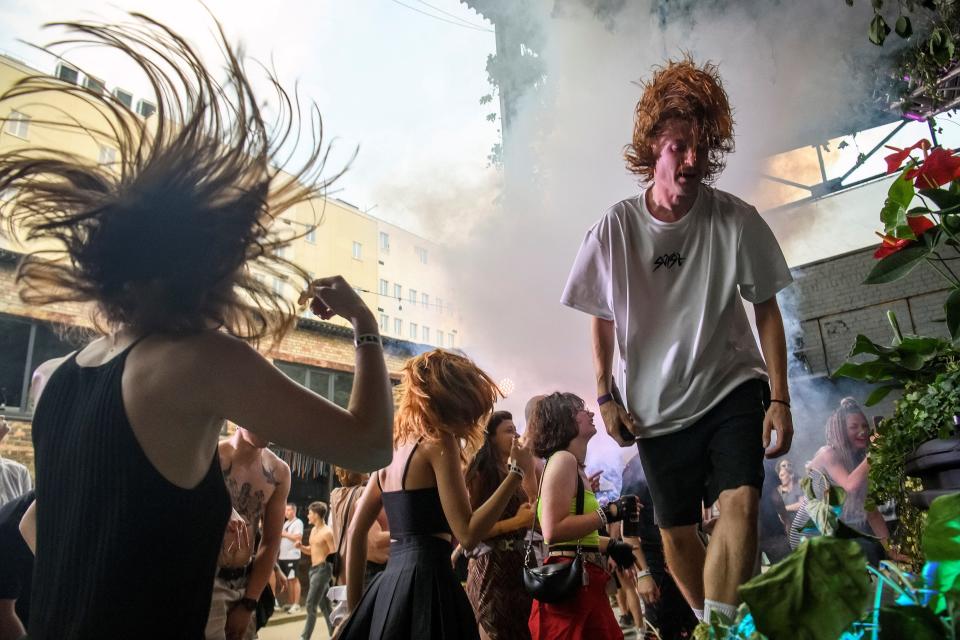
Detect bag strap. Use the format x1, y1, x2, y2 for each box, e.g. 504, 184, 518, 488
524, 454, 585, 566
334, 486, 360, 558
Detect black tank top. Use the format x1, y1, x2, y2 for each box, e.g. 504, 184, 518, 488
379, 440, 452, 538
29, 340, 231, 639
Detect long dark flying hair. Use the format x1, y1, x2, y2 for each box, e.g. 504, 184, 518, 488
465, 410, 512, 508
0, 13, 346, 343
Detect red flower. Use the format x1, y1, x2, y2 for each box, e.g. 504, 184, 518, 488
905, 146, 960, 188
874, 216, 936, 259
884, 140, 930, 174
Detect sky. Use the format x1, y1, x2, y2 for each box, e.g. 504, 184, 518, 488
0, 0, 500, 232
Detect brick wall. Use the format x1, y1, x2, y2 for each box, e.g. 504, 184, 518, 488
785, 246, 951, 377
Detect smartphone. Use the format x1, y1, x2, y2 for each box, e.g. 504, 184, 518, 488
609, 383, 637, 443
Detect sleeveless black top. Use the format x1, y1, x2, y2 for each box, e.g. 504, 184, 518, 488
29, 340, 230, 639
379, 440, 452, 538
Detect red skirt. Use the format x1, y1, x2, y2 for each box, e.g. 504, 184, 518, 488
527, 558, 624, 640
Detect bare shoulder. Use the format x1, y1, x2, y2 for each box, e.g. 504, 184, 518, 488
545, 451, 577, 475
421, 432, 460, 465
813, 445, 836, 464
262, 448, 291, 483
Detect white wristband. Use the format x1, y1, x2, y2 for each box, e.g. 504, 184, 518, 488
354, 333, 382, 348
596, 506, 608, 528
507, 461, 524, 479
636, 570, 651, 579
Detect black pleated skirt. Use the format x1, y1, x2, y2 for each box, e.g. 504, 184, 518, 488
338, 535, 479, 640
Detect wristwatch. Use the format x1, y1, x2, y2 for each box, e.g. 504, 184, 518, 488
238, 597, 258, 612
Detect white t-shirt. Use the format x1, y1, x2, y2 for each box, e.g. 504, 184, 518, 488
0, 456, 32, 507
279, 517, 304, 560
561, 185, 792, 438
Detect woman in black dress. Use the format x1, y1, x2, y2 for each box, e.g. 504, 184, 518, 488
1, 14, 393, 639
340, 350, 537, 640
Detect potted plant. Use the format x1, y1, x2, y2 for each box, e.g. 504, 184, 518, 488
833, 140, 960, 563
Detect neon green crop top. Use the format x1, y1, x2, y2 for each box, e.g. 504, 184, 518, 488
537, 467, 601, 548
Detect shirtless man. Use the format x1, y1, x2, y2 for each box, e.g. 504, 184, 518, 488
298, 502, 335, 640
206, 427, 291, 640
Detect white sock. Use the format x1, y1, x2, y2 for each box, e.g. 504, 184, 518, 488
703, 599, 738, 623
692, 608, 704, 622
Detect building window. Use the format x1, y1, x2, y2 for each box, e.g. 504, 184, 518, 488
305, 227, 316, 244
393, 283, 402, 299
274, 360, 354, 409
409, 322, 418, 340
379, 279, 389, 296
394, 318, 402, 335
409, 288, 417, 304
415, 246, 428, 264
83, 75, 106, 95
352, 241, 362, 260
449, 333, 455, 348
98, 145, 117, 166
379, 313, 389, 332
272, 277, 284, 295
136, 99, 156, 118
4, 111, 30, 139
436, 297, 443, 313
113, 87, 134, 109
380, 231, 390, 252
0, 314, 77, 412
437, 331, 444, 347
422, 326, 430, 343
55, 62, 79, 84
421, 293, 429, 309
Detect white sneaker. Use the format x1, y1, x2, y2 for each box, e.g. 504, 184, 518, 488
288, 604, 302, 613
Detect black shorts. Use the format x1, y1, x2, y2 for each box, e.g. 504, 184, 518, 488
634, 378, 768, 528
278, 559, 298, 578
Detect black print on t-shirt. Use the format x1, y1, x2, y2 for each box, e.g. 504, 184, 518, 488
653, 252, 685, 272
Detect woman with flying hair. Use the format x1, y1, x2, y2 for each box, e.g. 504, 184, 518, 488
340, 350, 536, 640
0, 14, 393, 639
792, 398, 894, 564
525, 392, 641, 640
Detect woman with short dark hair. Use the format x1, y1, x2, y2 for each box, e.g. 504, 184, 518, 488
1, 14, 393, 638
524, 392, 640, 640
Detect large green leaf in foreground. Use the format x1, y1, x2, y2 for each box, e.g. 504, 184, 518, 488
739, 538, 870, 640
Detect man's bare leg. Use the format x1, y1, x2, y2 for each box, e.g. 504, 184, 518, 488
704, 486, 759, 609
660, 524, 706, 612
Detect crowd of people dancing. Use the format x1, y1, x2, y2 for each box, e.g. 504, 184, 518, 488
0, 12, 902, 640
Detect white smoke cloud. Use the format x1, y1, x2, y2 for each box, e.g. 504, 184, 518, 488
434, 0, 897, 472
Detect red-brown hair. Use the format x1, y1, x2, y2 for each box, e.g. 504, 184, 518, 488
393, 349, 502, 460
624, 56, 734, 184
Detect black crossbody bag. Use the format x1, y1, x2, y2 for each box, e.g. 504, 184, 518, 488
522, 458, 585, 603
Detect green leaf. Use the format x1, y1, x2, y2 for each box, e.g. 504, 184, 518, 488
923, 493, 960, 561
865, 384, 898, 406
919, 188, 960, 211
864, 244, 931, 284
878, 605, 948, 640
889, 173, 916, 208
889, 310, 904, 344
832, 361, 897, 382
945, 288, 960, 342
739, 538, 871, 640
895, 15, 913, 38
869, 13, 891, 45
849, 334, 895, 357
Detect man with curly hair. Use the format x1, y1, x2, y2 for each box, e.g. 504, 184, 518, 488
561, 57, 794, 626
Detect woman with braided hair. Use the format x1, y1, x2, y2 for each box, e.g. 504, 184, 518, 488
1, 14, 393, 639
